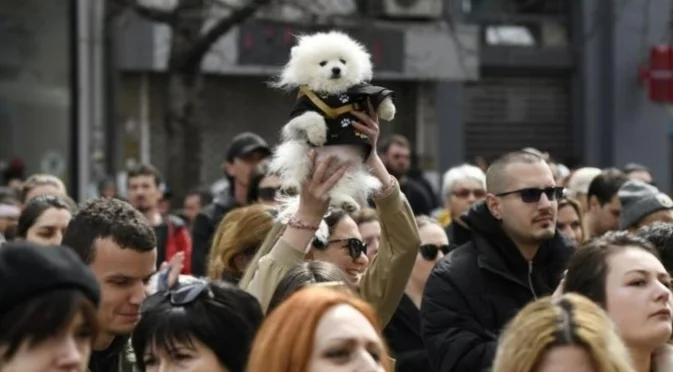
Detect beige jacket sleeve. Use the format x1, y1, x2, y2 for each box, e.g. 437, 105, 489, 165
243, 237, 304, 312
359, 179, 421, 327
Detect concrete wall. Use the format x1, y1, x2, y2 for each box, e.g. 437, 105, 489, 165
580, 0, 673, 191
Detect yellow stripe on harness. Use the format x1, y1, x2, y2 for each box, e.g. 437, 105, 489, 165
298, 86, 358, 119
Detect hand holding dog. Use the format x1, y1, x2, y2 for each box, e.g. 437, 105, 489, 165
296, 150, 349, 224
352, 101, 393, 189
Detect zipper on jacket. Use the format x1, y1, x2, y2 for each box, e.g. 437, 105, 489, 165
528, 261, 538, 300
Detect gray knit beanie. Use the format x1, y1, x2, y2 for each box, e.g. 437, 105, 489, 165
618, 180, 673, 229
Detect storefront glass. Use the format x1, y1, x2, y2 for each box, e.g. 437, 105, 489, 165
0, 0, 73, 189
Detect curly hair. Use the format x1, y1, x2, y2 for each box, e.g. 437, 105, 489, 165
62, 197, 156, 263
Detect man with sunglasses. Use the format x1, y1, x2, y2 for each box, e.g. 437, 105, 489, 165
421, 151, 575, 372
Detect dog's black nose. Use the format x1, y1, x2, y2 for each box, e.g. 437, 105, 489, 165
332, 67, 341, 76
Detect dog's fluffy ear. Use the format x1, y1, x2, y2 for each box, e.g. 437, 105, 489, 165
290, 46, 299, 59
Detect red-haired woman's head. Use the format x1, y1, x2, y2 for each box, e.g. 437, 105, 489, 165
247, 286, 392, 372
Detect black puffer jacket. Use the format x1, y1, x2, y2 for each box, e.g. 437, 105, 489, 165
420, 202, 574, 372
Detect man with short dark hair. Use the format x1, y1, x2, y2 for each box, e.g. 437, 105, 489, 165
585, 168, 629, 238
379, 134, 435, 215
127, 163, 192, 274
421, 151, 574, 371
191, 132, 270, 276
62, 197, 157, 372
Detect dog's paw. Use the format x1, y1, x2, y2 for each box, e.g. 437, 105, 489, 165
303, 113, 328, 146
281, 182, 301, 196
377, 99, 396, 121
331, 195, 360, 213
340, 200, 360, 213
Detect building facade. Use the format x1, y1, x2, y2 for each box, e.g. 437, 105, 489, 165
2, 0, 671, 199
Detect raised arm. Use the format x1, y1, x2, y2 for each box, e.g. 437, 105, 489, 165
351, 109, 421, 327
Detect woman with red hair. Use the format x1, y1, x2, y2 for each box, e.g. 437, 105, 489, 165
248, 286, 393, 372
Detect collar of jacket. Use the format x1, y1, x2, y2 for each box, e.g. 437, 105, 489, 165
463, 201, 574, 291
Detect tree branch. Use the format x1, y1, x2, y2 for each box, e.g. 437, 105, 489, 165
178, 0, 273, 71
108, 0, 177, 24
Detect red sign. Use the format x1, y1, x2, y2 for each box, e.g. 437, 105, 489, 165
640, 45, 673, 102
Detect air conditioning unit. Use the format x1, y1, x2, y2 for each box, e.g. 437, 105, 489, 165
366, 0, 444, 20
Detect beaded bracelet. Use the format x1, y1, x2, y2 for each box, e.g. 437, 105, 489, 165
287, 216, 320, 231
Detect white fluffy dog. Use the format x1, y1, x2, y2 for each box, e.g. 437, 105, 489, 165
269, 31, 396, 213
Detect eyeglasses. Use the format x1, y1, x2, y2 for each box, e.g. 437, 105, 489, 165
141, 281, 210, 312
420, 244, 447, 260
258, 187, 279, 201
452, 189, 486, 199
329, 238, 367, 260
495, 187, 565, 204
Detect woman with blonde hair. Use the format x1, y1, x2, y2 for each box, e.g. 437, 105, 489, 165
247, 286, 393, 372
207, 204, 275, 283
20, 174, 67, 205
493, 293, 634, 372
557, 197, 586, 246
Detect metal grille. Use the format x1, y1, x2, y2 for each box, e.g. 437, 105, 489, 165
464, 76, 572, 163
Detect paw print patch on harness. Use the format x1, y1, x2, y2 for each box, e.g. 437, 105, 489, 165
338, 94, 350, 103
340, 118, 353, 127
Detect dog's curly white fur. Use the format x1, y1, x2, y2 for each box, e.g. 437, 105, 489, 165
269, 31, 395, 213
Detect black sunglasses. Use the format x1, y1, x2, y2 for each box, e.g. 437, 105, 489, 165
495, 187, 565, 204
258, 187, 279, 201
141, 281, 210, 312
420, 244, 447, 260
329, 238, 367, 260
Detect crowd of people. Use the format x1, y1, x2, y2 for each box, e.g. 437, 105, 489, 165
2, 111, 673, 372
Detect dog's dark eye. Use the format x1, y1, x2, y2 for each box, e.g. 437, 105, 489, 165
340, 59, 347, 64
319, 61, 327, 66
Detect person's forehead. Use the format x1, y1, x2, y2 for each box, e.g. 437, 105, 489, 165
91, 238, 156, 274
607, 247, 665, 275
558, 205, 579, 219
332, 216, 361, 239
420, 225, 448, 244
359, 221, 381, 233
452, 178, 484, 190
315, 304, 379, 343
389, 144, 409, 154
504, 162, 554, 189
185, 194, 201, 203
129, 175, 156, 186
34, 208, 71, 226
